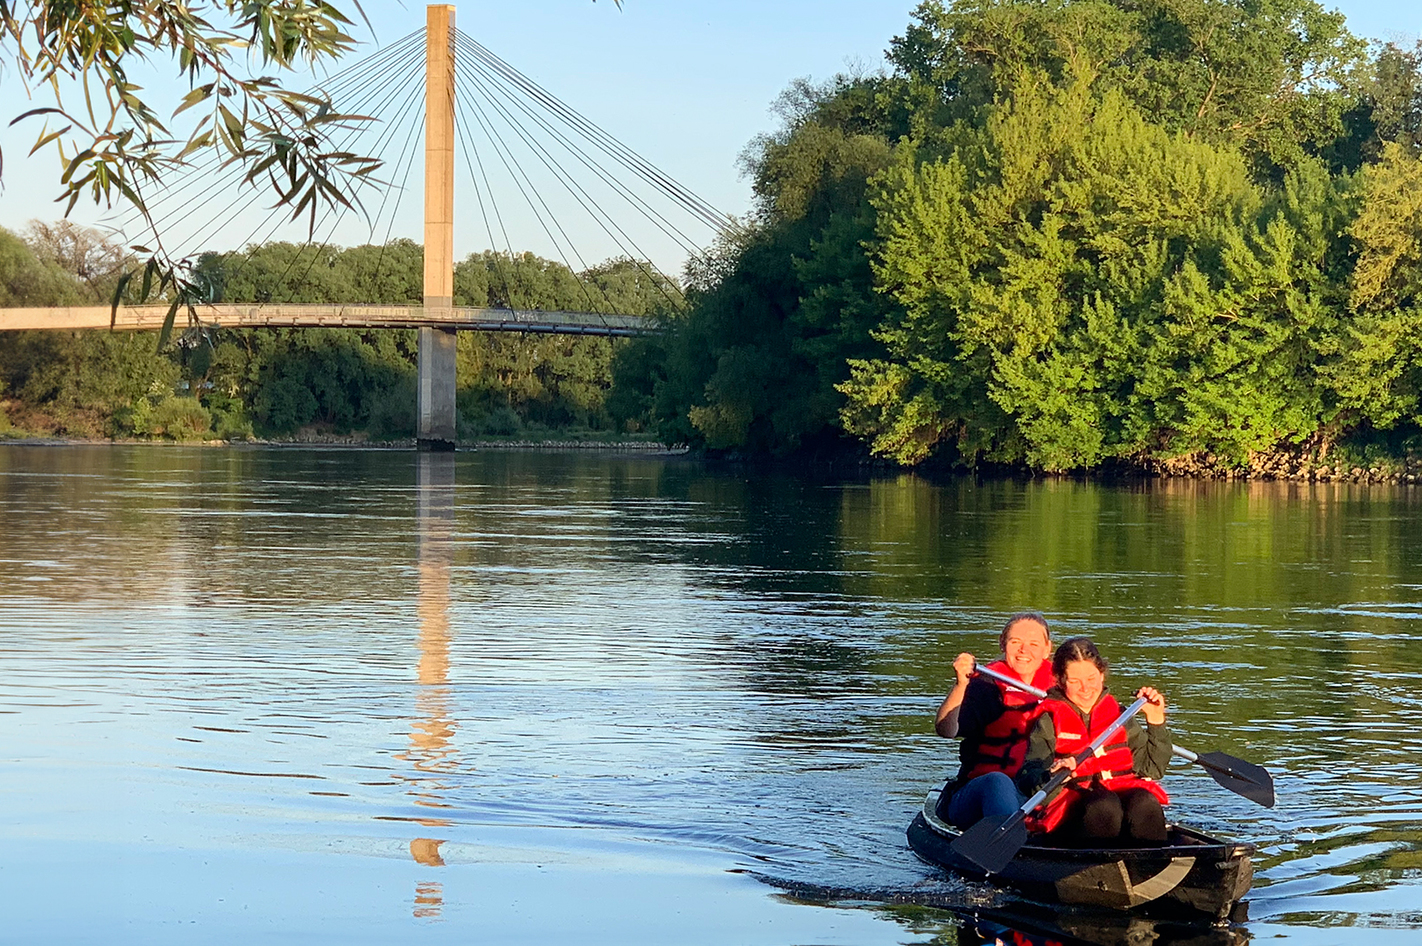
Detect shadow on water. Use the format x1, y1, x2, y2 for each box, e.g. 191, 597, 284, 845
756, 873, 1248, 946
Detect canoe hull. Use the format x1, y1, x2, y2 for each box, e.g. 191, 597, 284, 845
907, 790, 1253, 920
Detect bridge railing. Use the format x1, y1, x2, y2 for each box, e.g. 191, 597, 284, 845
0, 303, 658, 337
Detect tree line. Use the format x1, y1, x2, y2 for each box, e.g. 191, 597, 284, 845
0, 223, 673, 442
6, 0, 1422, 472
609, 0, 1422, 473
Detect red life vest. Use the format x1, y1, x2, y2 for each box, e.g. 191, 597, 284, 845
1030, 692, 1169, 833
962, 660, 1056, 780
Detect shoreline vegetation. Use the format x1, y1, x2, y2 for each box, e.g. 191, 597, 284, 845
5, 0, 1422, 481
0, 431, 685, 454
3, 427, 1419, 485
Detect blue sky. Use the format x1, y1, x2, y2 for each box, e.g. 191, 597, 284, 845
1, 0, 1419, 274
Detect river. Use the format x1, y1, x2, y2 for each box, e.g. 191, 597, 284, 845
1, 444, 1418, 944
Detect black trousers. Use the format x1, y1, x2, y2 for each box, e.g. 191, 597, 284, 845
1057, 783, 1167, 845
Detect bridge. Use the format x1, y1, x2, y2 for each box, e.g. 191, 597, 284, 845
0, 4, 729, 450
0, 304, 652, 336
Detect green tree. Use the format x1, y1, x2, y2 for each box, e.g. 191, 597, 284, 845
1325, 144, 1422, 432
620, 73, 900, 453
617, 0, 1413, 470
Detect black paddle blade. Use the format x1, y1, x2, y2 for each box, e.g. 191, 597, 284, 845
1195, 751, 1276, 808
949, 812, 1031, 876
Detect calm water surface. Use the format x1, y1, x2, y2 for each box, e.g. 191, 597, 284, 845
2, 444, 1420, 945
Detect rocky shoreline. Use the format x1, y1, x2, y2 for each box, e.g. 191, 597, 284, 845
1147, 450, 1422, 484
3, 431, 1417, 480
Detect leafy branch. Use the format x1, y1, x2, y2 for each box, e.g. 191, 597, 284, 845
1, 1, 382, 342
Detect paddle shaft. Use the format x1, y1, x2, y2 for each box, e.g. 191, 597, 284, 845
1016, 695, 1150, 817
972, 660, 1181, 759
971, 659, 1275, 806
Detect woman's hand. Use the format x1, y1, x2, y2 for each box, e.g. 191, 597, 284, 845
935, 652, 978, 737
953, 652, 976, 686
1137, 686, 1167, 726
1050, 757, 1078, 775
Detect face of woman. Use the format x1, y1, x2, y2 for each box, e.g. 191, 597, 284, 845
1002, 620, 1050, 680
1061, 659, 1105, 713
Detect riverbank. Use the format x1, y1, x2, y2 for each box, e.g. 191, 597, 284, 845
0, 429, 686, 454
4, 423, 1418, 479
1146, 447, 1422, 485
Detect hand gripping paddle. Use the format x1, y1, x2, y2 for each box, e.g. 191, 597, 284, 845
950, 696, 1150, 875
971, 661, 1275, 809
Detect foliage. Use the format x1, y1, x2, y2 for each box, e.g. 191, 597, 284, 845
2, 227, 663, 442
613, 73, 902, 454
150, 397, 212, 440
0, 226, 87, 307
613, 0, 1422, 471
1, 1, 377, 230
1325, 144, 1422, 431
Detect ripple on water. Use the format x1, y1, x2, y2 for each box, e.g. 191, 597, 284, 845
4, 446, 1422, 942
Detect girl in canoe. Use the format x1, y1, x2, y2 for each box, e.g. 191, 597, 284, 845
1017, 637, 1171, 845
935, 612, 1055, 826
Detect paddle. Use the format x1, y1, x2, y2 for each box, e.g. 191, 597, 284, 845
971, 661, 1276, 809
951, 696, 1150, 875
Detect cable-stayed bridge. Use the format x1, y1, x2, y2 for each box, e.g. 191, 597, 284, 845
0, 4, 736, 449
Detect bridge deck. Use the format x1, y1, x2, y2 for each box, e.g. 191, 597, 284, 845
0, 303, 656, 337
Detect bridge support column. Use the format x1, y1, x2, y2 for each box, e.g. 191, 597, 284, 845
419, 4, 458, 452
418, 326, 458, 450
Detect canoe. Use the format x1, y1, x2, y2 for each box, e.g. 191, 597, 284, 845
907, 786, 1254, 921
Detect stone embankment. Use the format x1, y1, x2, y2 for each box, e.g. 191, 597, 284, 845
1150, 451, 1422, 484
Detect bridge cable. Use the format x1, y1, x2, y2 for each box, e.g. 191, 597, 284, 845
454, 38, 698, 264
116, 30, 425, 257
453, 56, 612, 317
459, 36, 737, 237
142, 36, 425, 301
451, 77, 525, 315
214, 44, 427, 302
454, 34, 706, 257
453, 40, 683, 316
277, 63, 429, 306
454, 59, 614, 318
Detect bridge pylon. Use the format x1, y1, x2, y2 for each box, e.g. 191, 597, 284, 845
418, 4, 458, 452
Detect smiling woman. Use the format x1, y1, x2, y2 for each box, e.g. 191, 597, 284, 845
933, 612, 1056, 828
1017, 638, 1173, 846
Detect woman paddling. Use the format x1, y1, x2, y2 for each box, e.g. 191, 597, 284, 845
935, 612, 1055, 827
1017, 637, 1171, 845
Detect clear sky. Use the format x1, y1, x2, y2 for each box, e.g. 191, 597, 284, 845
1, 0, 1419, 275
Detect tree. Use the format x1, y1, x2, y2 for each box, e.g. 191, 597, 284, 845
0, 1, 384, 345
23, 221, 133, 303
2, 3, 379, 235
612, 0, 1413, 469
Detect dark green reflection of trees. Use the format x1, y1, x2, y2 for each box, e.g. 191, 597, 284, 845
838, 476, 1422, 754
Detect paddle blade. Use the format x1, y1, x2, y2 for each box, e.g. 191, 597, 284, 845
1196, 751, 1275, 808
949, 812, 1031, 875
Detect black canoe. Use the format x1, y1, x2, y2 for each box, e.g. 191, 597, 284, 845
907, 787, 1254, 921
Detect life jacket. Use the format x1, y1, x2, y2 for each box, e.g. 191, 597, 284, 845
1030, 692, 1169, 833
961, 659, 1056, 780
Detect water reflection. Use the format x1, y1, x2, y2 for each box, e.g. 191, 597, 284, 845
864, 902, 1248, 946
5, 446, 1422, 942
399, 452, 458, 916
